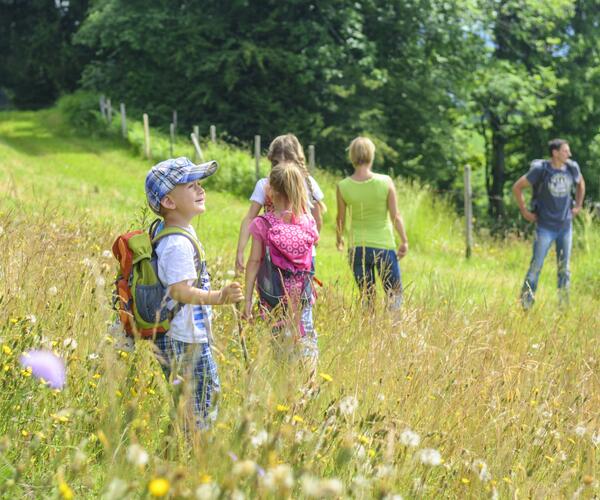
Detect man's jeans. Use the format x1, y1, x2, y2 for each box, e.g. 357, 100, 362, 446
521, 224, 572, 309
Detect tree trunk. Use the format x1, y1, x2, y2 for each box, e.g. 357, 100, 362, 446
488, 113, 506, 220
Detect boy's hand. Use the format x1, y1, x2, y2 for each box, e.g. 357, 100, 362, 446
219, 282, 244, 304
397, 242, 408, 259
572, 206, 582, 217
336, 238, 344, 252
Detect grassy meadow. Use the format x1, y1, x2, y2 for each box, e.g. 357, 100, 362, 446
0, 109, 599, 499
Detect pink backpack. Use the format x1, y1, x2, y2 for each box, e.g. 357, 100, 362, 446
256, 212, 318, 309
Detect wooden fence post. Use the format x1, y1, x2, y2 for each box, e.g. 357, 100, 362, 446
308, 144, 315, 172
106, 98, 112, 124
464, 164, 473, 259
193, 126, 200, 161
191, 132, 204, 161
210, 125, 216, 143
143, 113, 151, 159
169, 123, 175, 157
254, 135, 261, 181
172, 110, 178, 132
120, 103, 127, 138
99, 96, 106, 120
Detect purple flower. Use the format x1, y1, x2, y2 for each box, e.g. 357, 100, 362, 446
19, 350, 66, 389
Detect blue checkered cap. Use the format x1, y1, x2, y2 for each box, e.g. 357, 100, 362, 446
145, 157, 219, 214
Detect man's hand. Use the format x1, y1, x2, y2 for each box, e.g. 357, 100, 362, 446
521, 209, 538, 223
572, 206, 582, 217
218, 282, 244, 305
397, 242, 408, 259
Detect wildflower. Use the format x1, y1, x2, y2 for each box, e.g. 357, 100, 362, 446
591, 432, 600, 446
472, 459, 492, 482
232, 460, 257, 478
276, 404, 289, 413
102, 250, 112, 258
104, 478, 129, 499
293, 415, 304, 424
2, 345, 12, 355
88, 353, 99, 360
418, 448, 442, 466
319, 372, 333, 382
19, 350, 65, 389
301, 475, 343, 498
96, 276, 106, 287
399, 429, 421, 447
58, 480, 74, 499
63, 338, 78, 350
48, 286, 58, 296
339, 396, 358, 416
195, 482, 220, 500
26, 314, 37, 324
126, 443, 149, 467
251, 430, 268, 448
269, 464, 294, 490
574, 425, 587, 437
82, 257, 93, 267
148, 478, 170, 497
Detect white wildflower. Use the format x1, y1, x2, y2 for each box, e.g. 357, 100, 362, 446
26, 314, 37, 324
63, 337, 78, 350
232, 460, 256, 477
102, 250, 112, 258
558, 451, 567, 461
592, 432, 600, 446
48, 286, 58, 296
531, 343, 540, 350
574, 425, 587, 437
301, 475, 343, 498
82, 257, 93, 267
472, 459, 491, 482
491, 487, 499, 500
88, 352, 99, 360
96, 276, 106, 287
339, 396, 358, 416
230, 490, 245, 500
250, 429, 268, 448
126, 443, 149, 467
356, 445, 366, 460
399, 428, 421, 447
261, 464, 293, 492
375, 464, 393, 478
377, 393, 385, 401
418, 448, 442, 466
195, 483, 220, 500
226, 270, 236, 277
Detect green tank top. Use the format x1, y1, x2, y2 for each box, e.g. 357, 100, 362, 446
338, 173, 396, 250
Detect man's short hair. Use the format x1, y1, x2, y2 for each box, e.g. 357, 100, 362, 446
548, 138, 568, 156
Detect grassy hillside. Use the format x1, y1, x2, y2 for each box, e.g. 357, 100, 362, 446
0, 109, 598, 498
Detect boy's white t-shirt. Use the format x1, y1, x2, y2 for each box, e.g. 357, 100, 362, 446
155, 225, 211, 344
250, 176, 324, 207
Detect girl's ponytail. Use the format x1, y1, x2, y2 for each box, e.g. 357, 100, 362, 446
269, 163, 308, 217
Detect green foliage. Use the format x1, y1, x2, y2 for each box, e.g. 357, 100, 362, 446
57, 92, 105, 135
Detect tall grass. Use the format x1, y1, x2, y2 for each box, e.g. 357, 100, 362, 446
0, 109, 598, 498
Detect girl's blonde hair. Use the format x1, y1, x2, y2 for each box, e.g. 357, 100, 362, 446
269, 162, 308, 217
349, 136, 375, 167
268, 133, 316, 200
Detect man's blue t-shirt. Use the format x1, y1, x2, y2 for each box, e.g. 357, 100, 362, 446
526, 160, 581, 231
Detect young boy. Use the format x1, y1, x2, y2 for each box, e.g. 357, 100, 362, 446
145, 157, 244, 428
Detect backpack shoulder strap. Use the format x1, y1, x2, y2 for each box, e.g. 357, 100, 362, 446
152, 227, 206, 275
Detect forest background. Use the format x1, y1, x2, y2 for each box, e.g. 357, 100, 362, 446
2, 0, 600, 228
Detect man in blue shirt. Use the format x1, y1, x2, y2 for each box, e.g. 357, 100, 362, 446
513, 139, 586, 309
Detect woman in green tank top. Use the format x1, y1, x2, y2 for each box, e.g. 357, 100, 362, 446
336, 137, 408, 309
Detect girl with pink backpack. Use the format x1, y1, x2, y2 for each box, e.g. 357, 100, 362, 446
243, 162, 319, 362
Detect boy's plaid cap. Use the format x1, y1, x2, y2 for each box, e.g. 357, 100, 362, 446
145, 157, 218, 214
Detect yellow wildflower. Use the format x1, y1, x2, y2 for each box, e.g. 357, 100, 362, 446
58, 480, 74, 500
276, 404, 289, 413
148, 478, 170, 497
292, 415, 304, 424
2, 345, 12, 355
319, 372, 333, 382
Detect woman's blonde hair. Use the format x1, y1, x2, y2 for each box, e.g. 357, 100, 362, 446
269, 162, 308, 217
349, 136, 375, 167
